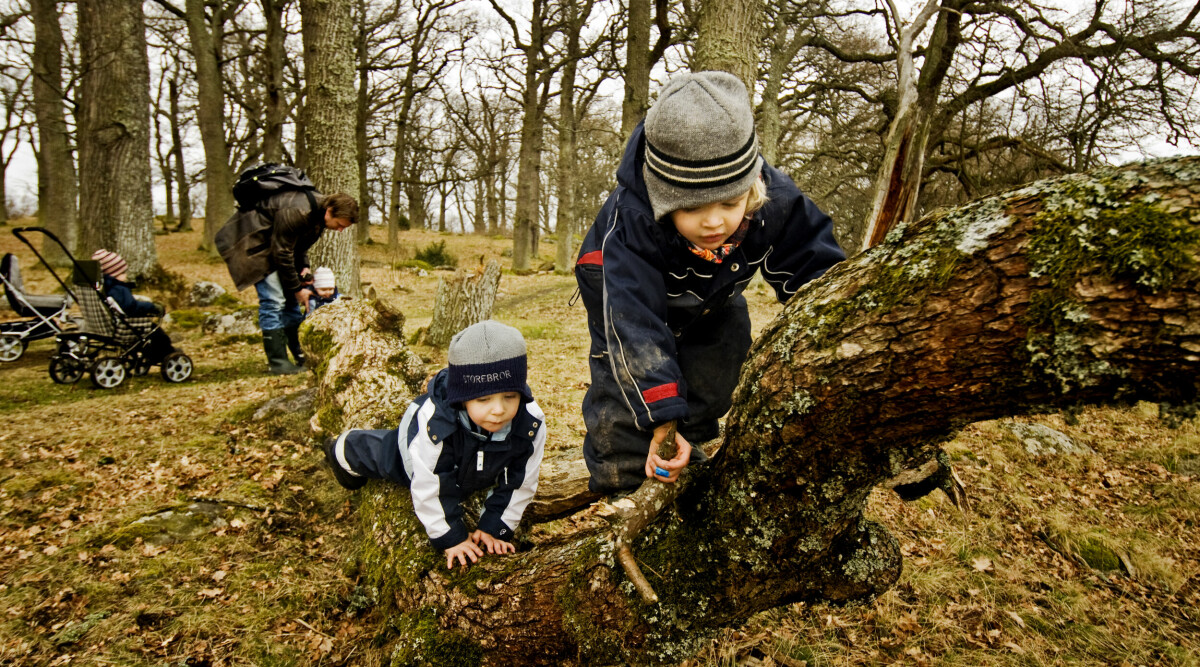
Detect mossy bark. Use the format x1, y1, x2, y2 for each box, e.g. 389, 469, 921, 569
311, 158, 1200, 664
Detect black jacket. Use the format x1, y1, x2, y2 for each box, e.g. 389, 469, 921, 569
574, 121, 844, 429
215, 191, 327, 293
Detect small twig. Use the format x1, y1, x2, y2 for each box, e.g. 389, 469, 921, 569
616, 544, 658, 604
293, 617, 333, 639
608, 425, 689, 604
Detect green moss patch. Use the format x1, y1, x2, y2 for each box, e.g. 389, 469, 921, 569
1021, 173, 1200, 391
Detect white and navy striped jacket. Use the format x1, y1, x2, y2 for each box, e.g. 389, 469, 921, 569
399, 370, 545, 550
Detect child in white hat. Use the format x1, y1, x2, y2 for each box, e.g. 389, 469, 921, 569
306, 266, 341, 314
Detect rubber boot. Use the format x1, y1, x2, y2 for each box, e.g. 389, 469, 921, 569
283, 323, 306, 367
263, 328, 304, 375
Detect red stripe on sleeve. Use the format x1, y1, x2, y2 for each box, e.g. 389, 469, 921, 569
576, 250, 602, 266
642, 383, 679, 403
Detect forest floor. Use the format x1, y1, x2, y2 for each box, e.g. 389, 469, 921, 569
0, 223, 1198, 666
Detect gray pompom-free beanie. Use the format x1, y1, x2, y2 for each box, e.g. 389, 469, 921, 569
446, 320, 531, 404
643, 71, 763, 222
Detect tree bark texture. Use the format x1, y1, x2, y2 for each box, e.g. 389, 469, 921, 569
692, 0, 763, 94
77, 0, 157, 276
859, 0, 961, 251
424, 260, 502, 348
511, 66, 545, 272
310, 157, 1200, 664
554, 0, 584, 275
184, 0, 234, 254
621, 0, 651, 139
30, 0, 79, 263
261, 0, 287, 164
301, 298, 427, 433
169, 78, 192, 232
300, 0, 362, 296
355, 0, 372, 245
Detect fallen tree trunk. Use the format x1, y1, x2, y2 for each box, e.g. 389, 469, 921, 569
303, 157, 1200, 664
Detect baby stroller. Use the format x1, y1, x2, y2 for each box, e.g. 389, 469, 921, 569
0, 249, 77, 361
14, 227, 194, 389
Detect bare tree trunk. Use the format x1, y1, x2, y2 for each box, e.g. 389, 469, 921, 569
261, 0, 287, 163
485, 168, 499, 235
300, 0, 362, 297
860, 0, 960, 252
758, 6, 811, 166
473, 179, 486, 234
621, 0, 651, 139
169, 78, 192, 232
692, 0, 763, 92
184, 0, 234, 254
77, 0, 157, 276
306, 156, 1200, 663
354, 0, 372, 245
30, 0, 79, 263
388, 121, 404, 247
621, 0, 670, 139
423, 260, 502, 347
512, 83, 542, 270
554, 0, 585, 275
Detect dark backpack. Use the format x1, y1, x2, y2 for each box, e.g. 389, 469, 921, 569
232, 163, 317, 211
216, 164, 321, 290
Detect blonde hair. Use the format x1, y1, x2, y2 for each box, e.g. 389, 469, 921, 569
744, 174, 768, 216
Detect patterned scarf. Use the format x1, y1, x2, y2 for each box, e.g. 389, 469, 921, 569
686, 217, 751, 263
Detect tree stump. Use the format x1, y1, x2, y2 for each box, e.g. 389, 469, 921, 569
424, 259, 502, 347
300, 298, 427, 433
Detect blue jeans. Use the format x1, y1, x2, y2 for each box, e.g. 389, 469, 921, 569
255, 272, 304, 332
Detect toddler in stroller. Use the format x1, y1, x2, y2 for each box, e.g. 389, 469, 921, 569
49, 250, 193, 388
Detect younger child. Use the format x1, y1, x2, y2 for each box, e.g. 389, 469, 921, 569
307, 266, 341, 313
91, 249, 163, 317
324, 320, 546, 569
575, 71, 845, 494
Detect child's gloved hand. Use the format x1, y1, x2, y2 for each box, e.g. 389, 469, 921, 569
444, 539, 484, 569
645, 424, 692, 483
471, 530, 516, 555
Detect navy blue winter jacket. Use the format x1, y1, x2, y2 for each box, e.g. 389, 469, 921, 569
575, 121, 845, 430
102, 275, 160, 318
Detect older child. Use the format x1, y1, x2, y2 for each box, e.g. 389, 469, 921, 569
324, 320, 546, 569
575, 71, 845, 494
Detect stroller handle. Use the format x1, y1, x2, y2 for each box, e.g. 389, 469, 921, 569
11, 226, 86, 303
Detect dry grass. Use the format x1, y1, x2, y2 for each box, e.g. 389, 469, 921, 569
2, 222, 1198, 665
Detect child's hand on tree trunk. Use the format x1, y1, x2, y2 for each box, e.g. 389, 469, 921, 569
471, 530, 515, 555
444, 539, 484, 569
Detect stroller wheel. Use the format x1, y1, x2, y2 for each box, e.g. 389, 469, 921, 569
0, 334, 25, 362
48, 355, 85, 384
131, 355, 152, 376
90, 356, 127, 389
160, 352, 193, 383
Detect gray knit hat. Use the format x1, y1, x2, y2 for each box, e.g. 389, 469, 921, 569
446, 320, 531, 404
643, 71, 763, 222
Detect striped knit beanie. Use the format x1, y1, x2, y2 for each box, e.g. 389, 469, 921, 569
91, 249, 128, 278
445, 321, 531, 405
642, 71, 763, 222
